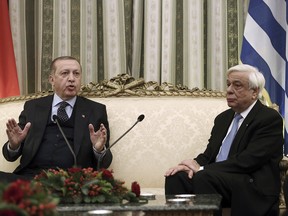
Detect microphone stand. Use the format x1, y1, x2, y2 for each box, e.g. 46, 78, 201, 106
97, 114, 145, 171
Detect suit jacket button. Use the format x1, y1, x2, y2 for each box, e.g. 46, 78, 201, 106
249, 178, 253, 183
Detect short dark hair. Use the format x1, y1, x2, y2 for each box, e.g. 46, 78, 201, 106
50, 56, 82, 74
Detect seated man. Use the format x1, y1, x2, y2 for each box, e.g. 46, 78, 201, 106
1, 56, 112, 182
165, 64, 284, 216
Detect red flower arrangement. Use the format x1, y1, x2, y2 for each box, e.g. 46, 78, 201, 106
131, 181, 141, 197
34, 167, 141, 204
0, 179, 58, 216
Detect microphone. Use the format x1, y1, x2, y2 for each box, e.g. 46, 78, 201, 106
53, 115, 77, 167
97, 114, 145, 170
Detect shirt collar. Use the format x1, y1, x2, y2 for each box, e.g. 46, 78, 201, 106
52, 94, 77, 108
238, 100, 257, 119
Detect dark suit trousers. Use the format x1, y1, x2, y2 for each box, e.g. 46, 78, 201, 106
165, 170, 279, 216
0, 171, 33, 183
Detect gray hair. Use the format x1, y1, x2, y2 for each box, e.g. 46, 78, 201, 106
227, 64, 265, 98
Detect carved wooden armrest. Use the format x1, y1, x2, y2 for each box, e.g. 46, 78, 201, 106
279, 158, 288, 208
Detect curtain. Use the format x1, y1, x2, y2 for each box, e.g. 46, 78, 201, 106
8, 0, 249, 95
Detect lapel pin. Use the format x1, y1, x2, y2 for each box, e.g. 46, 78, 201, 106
82, 114, 85, 118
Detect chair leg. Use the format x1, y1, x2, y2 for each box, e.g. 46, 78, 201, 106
222, 208, 231, 216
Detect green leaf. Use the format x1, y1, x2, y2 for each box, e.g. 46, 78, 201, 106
95, 195, 106, 203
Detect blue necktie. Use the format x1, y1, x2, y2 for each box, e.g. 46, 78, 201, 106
216, 113, 242, 162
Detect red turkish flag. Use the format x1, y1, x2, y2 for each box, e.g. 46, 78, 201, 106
0, 0, 20, 98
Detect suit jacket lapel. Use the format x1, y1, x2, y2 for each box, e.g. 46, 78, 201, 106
229, 100, 263, 154
30, 96, 53, 157
74, 97, 89, 155
214, 111, 235, 152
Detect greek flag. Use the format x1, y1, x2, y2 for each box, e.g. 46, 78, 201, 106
240, 0, 288, 154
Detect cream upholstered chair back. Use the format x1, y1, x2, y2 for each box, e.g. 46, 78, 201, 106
0, 74, 225, 189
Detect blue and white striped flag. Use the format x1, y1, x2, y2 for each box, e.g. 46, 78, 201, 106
241, 0, 288, 154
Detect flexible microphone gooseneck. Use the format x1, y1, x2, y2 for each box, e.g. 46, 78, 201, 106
97, 114, 145, 170
53, 115, 77, 167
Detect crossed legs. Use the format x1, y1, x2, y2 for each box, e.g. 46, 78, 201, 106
165, 170, 279, 216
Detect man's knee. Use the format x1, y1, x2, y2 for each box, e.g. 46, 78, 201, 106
165, 172, 191, 195
192, 170, 220, 194
192, 170, 211, 184
165, 170, 218, 195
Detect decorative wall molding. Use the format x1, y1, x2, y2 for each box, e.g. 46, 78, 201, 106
0, 74, 226, 103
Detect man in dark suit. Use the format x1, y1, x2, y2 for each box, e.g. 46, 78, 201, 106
1, 56, 112, 182
165, 64, 284, 216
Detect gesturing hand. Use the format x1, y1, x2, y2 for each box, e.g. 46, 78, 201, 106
89, 123, 107, 152
6, 118, 31, 150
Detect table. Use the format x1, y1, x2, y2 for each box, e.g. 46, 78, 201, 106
57, 194, 222, 216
